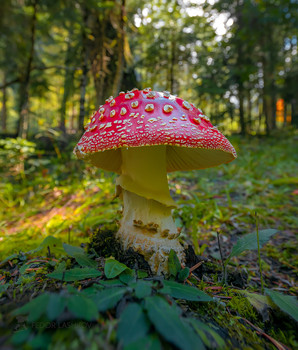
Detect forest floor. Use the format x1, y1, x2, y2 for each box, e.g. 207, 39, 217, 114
0, 131, 297, 350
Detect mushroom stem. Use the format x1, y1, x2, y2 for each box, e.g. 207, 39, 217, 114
116, 145, 176, 208
116, 146, 185, 274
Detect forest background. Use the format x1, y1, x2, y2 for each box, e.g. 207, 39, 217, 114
1, 0, 297, 139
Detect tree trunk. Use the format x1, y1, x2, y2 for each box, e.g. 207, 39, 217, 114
17, 0, 37, 139
247, 90, 252, 133
238, 82, 245, 135
112, 0, 125, 96
92, 14, 108, 105
1, 76, 7, 132
258, 96, 263, 133
292, 99, 298, 127
78, 6, 89, 132
235, 0, 245, 135
261, 54, 271, 135
78, 53, 88, 132
169, 31, 176, 93
60, 40, 74, 133
283, 102, 287, 126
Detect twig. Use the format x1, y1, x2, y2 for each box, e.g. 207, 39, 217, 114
189, 261, 204, 273
0, 78, 20, 89
242, 318, 289, 350
189, 274, 201, 283
185, 279, 193, 286
0, 275, 5, 281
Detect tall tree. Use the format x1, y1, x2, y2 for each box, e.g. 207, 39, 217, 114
1, 74, 7, 133
112, 0, 126, 96
17, 0, 38, 138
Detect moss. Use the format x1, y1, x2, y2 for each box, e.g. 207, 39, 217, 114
197, 302, 273, 350
228, 296, 260, 323
87, 223, 152, 272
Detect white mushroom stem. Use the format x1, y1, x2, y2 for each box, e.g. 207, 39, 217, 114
116, 146, 185, 274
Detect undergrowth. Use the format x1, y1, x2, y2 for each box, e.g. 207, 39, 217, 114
0, 131, 297, 349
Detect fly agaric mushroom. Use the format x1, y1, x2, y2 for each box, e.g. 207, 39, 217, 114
74, 89, 237, 274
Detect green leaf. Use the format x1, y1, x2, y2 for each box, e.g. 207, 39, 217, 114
135, 280, 153, 299
63, 243, 85, 257
72, 253, 98, 268
67, 294, 98, 321
117, 303, 150, 346
104, 258, 129, 278
81, 285, 104, 296
29, 333, 52, 349
124, 335, 162, 350
55, 261, 66, 272
98, 279, 125, 287
119, 268, 136, 284
265, 289, 298, 322
13, 293, 50, 322
226, 229, 278, 264
137, 270, 148, 279
47, 293, 66, 320
19, 260, 40, 275
271, 177, 298, 185
94, 287, 126, 311
47, 267, 102, 281
30, 235, 63, 254
0, 253, 19, 267
145, 296, 205, 350
160, 281, 212, 301
168, 249, 181, 277
187, 318, 224, 349
11, 329, 31, 346
178, 267, 190, 281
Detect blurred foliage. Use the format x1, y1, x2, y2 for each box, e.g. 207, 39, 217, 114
0, 131, 297, 273
0, 0, 297, 137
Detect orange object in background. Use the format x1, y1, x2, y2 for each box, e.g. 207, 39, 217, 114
276, 98, 284, 112
276, 98, 292, 123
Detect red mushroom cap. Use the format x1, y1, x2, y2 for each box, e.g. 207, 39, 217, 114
74, 89, 237, 173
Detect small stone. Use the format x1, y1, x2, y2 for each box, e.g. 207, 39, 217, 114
110, 110, 116, 117
131, 101, 139, 108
